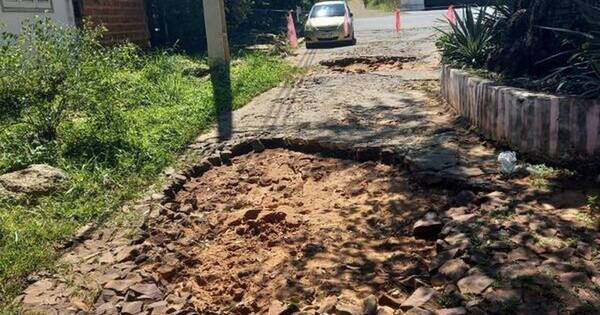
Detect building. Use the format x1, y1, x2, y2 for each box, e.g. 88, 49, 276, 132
0, 0, 150, 47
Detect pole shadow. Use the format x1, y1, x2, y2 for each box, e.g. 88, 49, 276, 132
209, 62, 233, 141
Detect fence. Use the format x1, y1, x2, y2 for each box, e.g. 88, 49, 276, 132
145, 0, 305, 52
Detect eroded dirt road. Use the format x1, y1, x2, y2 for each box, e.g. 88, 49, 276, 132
18, 5, 600, 315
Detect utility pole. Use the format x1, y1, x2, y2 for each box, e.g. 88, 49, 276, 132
202, 0, 230, 65
203, 0, 232, 141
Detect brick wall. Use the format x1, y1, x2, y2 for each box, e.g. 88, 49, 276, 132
81, 0, 150, 47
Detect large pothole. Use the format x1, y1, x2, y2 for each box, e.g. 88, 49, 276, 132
141, 148, 450, 314
319, 56, 418, 73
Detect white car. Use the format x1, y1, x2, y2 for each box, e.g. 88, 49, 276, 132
304, 1, 356, 48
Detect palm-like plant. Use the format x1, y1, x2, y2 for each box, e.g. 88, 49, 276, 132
436, 5, 495, 69
540, 1, 600, 98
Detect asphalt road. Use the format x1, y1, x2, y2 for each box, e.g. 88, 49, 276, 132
354, 9, 448, 31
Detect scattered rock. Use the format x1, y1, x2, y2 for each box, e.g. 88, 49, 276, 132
450, 213, 477, 223
443, 233, 470, 252
401, 286, 439, 311
318, 296, 338, 314
508, 247, 538, 262
483, 288, 521, 304
436, 307, 466, 315
438, 259, 469, 281
104, 279, 137, 293
559, 272, 592, 287
114, 246, 140, 263
498, 261, 539, 279
157, 265, 178, 281
406, 149, 458, 173
362, 295, 378, 315
376, 306, 395, 315
445, 207, 468, 218
457, 275, 494, 295
413, 212, 443, 240
452, 191, 476, 206
268, 300, 298, 315
23, 279, 54, 297
442, 167, 484, 179
130, 283, 162, 300
335, 302, 362, 315
429, 248, 460, 272
121, 301, 143, 315
404, 307, 435, 315
96, 302, 118, 315
378, 293, 403, 309
0, 164, 67, 198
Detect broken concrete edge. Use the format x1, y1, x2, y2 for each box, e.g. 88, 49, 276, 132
159, 137, 403, 203
441, 65, 600, 171
55, 136, 495, 261
319, 56, 419, 67
158, 137, 497, 207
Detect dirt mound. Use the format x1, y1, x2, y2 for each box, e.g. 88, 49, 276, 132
141, 149, 444, 314
320, 56, 418, 73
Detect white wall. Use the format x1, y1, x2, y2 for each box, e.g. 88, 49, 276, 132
0, 0, 75, 34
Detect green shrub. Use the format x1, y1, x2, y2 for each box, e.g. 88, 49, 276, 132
436, 5, 495, 69
0, 18, 140, 171
362, 0, 399, 11
540, 1, 600, 98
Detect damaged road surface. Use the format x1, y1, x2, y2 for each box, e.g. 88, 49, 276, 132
17, 6, 600, 315
145, 149, 444, 314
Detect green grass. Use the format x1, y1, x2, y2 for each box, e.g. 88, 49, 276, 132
363, 0, 398, 11
0, 51, 297, 309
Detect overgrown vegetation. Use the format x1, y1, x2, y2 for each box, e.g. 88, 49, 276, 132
437, 0, 599, 98
0, 18, 297, 308
362, 0, 399, 11
540, 1, 600, 98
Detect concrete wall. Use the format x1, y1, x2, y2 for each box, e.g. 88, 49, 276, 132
0, 0, 75, 33
81, 0, 149, 47
441, 66, 600, 161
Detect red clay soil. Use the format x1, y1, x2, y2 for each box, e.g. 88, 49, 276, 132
141, 149, 448, 314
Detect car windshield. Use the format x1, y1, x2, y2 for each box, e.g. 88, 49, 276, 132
310, 4, 346, 18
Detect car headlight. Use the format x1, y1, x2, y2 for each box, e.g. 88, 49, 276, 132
305, 25, 316, 32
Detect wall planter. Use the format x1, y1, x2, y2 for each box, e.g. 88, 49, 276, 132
441, 65, 600, 162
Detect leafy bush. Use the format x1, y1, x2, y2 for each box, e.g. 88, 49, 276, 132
482, 0, 571, 78
436, 5, 495, 69
541, 1, 600, 98
0, 18, 140, 171
437, 1, 598, 98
